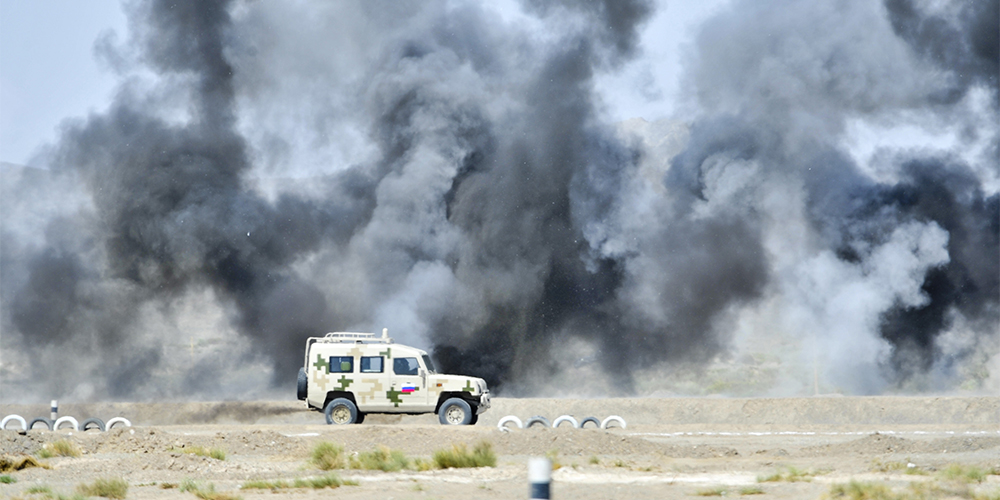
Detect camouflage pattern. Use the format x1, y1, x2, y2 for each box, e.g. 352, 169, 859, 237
303, 332, 490, 415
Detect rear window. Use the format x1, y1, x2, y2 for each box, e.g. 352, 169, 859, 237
361, 356, 384, 373
329, 356, 353, 373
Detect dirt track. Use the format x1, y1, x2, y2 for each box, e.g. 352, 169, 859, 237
2, 397, 999, 499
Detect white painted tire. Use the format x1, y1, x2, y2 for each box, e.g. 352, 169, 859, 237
106, 417, 132, 429
2, 414, 27, 431
601, 415, 626, 429
54, 416, 79, 431
552, 415, 579, 429
497, 415, 523, 430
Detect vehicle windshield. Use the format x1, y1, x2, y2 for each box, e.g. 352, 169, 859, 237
421, 354, 437, 374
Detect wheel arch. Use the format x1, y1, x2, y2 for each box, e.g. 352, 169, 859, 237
323, 391, 357, 409
434, 391, 478, 413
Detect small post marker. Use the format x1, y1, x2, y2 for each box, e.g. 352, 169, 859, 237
529, 457, 552, 499
50, 400, 58, 421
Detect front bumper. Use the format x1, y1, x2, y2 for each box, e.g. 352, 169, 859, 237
477, 390, 491, 414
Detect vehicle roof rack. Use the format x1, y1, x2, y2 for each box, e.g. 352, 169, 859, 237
310, 328, 394, 345
303, 328, 394, 367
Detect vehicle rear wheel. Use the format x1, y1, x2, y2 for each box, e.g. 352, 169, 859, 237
438, 398, 473, 425
297, 367, 308, 401
324, 398, 359, 425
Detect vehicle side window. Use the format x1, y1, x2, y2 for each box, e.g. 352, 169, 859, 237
421, 354, 436, 373
329, 356, 353, 373
393, 357, 419, 376
361, 356, 384, 373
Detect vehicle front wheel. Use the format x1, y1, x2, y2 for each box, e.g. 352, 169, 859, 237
438, 398, 473, 425
324, 398, 360, 425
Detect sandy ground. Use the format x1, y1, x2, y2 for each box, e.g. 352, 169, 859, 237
2, 397, 999, 499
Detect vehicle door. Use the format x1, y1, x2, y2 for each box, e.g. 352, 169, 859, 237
356, 353, 392, 412
390, 356, 429, 410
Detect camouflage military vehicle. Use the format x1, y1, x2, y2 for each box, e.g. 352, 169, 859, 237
297, 329, 490, 425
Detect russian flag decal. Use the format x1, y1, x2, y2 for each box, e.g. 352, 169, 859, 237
401, 384, 417, 393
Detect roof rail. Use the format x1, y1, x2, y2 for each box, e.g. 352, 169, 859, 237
303, 328, 394, 367
310, 328, 394, 345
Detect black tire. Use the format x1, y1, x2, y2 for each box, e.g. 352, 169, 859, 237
580, 416, 601, 428
438, 398, 473, 425
525, 416, 551, 428
81, 418, 106, 432
324, 398, 359, 425
28, 417, 53, 431
297, 367, 308, 401
355, 412, 366, 424
469, 412, 479, 425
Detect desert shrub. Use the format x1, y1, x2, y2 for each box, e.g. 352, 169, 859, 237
350, 445, 409, 472
241, 479, 289, 490
870, 459, 928, 475
1, 455, 50, 472
694, 486, 727, 496
242, 474, 347, 491
310, 442, 345, 470
39, 440, 81, 458
826, 481, 897, 499
22, 484, 87, 500
544, 449, 562, 471
740, 485, 765, 495
180, 446, 226, 461
588, 455, 600, 465
432, 441, 497, 469
76, 478, 128, 499
0, 474, 16, 483
294, 474, 350, 489
758, 466, 814, 483
179, 479, 241, 500
940, 463, 988, 483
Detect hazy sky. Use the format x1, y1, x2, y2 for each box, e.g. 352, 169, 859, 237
0, 0, 724, 166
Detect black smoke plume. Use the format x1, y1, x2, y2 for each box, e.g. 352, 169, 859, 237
1, 0, 997, 402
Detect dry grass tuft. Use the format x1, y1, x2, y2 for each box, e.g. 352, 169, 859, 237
38, 440, 81, 459
241, 474, 352, 491
350, 445, 409, 472
758, 466, 815, 483
310, 442, 345, 470
1, 456, 50, 472
179, 479, 241, 500
76, 478, 128, 499
939, 463, 989, 484
180, 446, 226, 461
433, 441, 497, 469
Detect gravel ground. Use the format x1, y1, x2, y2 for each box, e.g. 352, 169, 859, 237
2, 397, 998, 499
